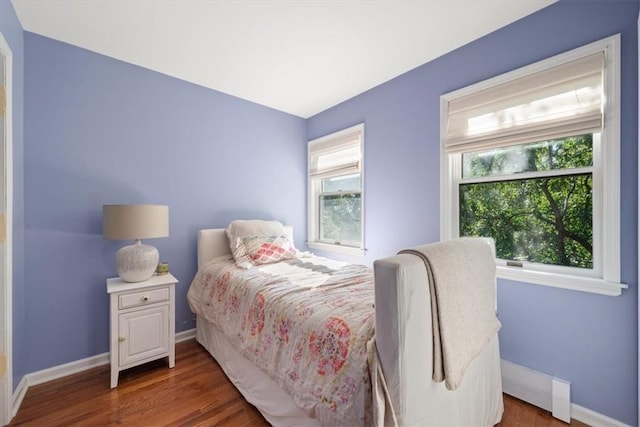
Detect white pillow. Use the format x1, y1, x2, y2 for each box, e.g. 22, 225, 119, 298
226, 220, 286, 267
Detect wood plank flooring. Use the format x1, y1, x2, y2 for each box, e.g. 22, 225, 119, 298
9, 339, 587, 426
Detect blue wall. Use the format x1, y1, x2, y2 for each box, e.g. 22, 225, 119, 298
307, 0, 639, 424
0, 0, 26, 391
23, 33, 306, 373
7, 0, 639, 425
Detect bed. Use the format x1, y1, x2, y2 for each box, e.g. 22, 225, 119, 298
187, 221, 504, 426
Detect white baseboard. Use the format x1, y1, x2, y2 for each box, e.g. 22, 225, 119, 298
11, 329, 196, 419
11, 376, 27, 418
501, 359, 630, 427
176, 328, 196, 343
28, 351, 110, 387
572, 403, 631, 427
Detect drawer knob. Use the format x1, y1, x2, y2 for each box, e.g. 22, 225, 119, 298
142, 296, 149, 302
118, 336, 126, 342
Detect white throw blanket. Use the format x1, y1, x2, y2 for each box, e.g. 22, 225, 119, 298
399, 238, 501, 390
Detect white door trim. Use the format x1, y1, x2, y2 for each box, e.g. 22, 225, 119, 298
0, 31, 14, 426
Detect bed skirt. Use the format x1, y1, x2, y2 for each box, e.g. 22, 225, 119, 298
196, 316, 321, 426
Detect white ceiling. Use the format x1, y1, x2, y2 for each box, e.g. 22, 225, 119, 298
11, 0, 555, 118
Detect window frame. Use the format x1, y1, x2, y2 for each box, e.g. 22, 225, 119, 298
440, 35, 626, 296
308, 124, 365, 256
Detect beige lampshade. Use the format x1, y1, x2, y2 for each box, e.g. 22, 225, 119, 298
103, 204, 169, 282
103, 204, 169, 240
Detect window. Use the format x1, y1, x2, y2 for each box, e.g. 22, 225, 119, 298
440, 35, 625, 296
308, 124, 364, 256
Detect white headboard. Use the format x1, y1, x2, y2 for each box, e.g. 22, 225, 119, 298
197, 226, 294, 269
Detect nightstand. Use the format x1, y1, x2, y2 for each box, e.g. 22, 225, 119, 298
107, 273, 178, 388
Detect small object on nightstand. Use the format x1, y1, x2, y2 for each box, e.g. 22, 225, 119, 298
107, 273, 178, 388
156, 262, 169, 275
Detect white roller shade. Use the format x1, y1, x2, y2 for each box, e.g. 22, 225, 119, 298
309, 126, 362, 179
445, 52, 604, 153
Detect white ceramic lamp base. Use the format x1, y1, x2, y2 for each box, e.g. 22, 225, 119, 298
115, 240, 159, 283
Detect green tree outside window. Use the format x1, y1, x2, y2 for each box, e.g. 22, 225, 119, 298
459, 134, 593, 268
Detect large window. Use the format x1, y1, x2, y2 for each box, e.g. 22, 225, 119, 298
308, 124, 364, 256
460, 135, 594, 269
441, 35, 625, 296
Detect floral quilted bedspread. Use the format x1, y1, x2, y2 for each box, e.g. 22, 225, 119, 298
187, 255, 376, 425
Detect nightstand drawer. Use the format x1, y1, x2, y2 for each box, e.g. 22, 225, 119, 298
119, 287, 169, 309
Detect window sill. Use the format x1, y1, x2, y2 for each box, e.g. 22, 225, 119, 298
307, 241, 365, 257
497, 266, 627, 296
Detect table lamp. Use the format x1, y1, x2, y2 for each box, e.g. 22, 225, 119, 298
103, 204, 169, 282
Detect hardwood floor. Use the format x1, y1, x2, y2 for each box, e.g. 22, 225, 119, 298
9, 339, 587, 426
497, 396, 587, 427
9, 339, 266, 427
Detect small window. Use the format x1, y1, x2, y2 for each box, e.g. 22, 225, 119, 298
440, 35, 625, 296
308, 124, 364, 256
